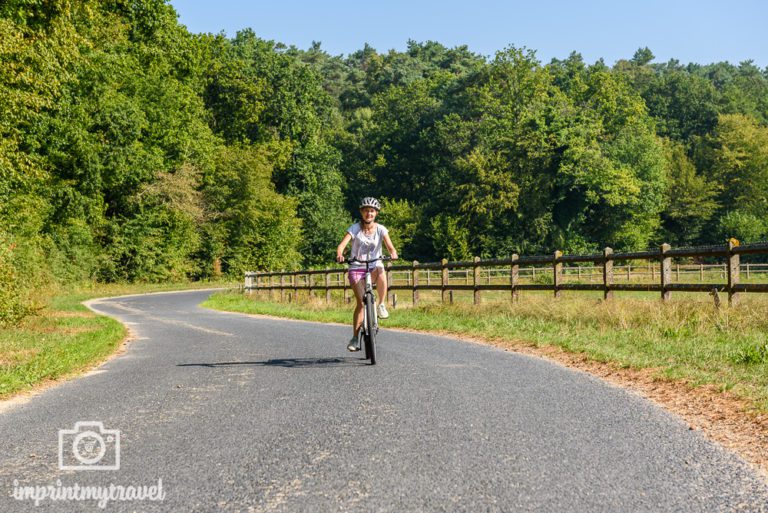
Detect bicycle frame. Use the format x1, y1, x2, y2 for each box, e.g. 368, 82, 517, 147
361, 264, 377, 337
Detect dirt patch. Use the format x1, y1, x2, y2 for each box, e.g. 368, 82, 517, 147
49, 311, 95, 318
0, 348, 41, 366
32, 325, 97, 335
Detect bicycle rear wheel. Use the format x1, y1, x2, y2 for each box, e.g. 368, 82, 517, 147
364, 293, 377, 365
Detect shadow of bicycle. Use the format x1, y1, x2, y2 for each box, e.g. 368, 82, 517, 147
178, 357, 368, 369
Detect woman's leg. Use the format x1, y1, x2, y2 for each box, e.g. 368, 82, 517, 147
373, 268, 387, 306
352, 279, 365, 336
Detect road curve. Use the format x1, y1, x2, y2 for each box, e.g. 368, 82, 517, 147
1, 290, 767, 512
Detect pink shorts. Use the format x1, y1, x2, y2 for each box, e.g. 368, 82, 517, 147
348, 267, 381, 285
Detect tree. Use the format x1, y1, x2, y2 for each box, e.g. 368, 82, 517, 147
631, 47, 655, 66
659, 140, 719, 245
204, 145, 302, 274
376, 198, 421, 256
706, 114, 768, 219
204, 30, 349, 265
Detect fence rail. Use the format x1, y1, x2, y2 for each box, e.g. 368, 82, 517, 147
245, 241, 768, 307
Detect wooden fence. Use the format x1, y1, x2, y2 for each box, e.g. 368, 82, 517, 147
245, 241, 768, 307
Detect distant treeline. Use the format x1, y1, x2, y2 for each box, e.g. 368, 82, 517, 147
1, 0, 767, 323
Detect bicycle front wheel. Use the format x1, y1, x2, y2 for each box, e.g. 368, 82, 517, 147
364, 294, 377, 365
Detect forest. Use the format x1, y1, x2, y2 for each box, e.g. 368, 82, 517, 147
1, 0, 767, 324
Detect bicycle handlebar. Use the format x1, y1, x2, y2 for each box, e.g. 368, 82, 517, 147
345, 256, 394, 265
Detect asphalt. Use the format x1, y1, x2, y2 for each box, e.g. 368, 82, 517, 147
1, 289, 767, 512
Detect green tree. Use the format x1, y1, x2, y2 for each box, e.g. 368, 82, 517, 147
376, 198, 422, 257
204, 145, 302, 274
659, 140, 719, 245
716, 211, 766, 243
706, 114, 768, 219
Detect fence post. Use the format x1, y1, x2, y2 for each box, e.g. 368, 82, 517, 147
473, 256, 481, 305
627, 263, 631, 281
386, 264, 393, 306
245, 273, 253, 295
727, 239, 740, 306
603, 247, 614, 300
553, 251, 563, 298
268, 274, 274, 300
279, 273, 285, 301
293, 273, 298, 302
324, 271, 331, 303
700, 263, 704, 282
441, 259, 449, 303
307, 273, 313, 300
412, 260, 419, 307
511, 254, 519, 303
660, 243, 672, 302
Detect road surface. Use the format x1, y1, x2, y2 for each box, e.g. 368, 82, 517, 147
1, 290, 766, 512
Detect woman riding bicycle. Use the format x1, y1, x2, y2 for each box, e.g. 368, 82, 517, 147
336, 197, 398, 352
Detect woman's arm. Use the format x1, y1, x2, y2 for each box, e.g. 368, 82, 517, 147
383, 233, 398, 260
336, 233, 353, 262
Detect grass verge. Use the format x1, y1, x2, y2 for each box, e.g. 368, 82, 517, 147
0, 281, 231, 399
204, 291, 768, 414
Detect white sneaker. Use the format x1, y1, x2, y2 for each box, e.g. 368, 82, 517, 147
347, 336, 360, 352
378, 303, 389, 319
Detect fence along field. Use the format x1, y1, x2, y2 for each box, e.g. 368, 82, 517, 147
245, 240, 768, 308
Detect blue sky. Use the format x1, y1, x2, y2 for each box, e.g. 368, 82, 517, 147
169, 0, 767, 67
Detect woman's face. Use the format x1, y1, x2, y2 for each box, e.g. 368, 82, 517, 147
360, 207, 378, 223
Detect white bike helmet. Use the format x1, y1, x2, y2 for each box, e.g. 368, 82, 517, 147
359, 197, 381, 211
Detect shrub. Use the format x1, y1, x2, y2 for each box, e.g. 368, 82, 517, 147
0, 236, 32, 326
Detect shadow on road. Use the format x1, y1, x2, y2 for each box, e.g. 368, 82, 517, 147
178, 357, 369, 368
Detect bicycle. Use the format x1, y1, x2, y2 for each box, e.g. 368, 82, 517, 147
346, 256, 391, 365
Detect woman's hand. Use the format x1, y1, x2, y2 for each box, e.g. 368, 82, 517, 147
390, 251, 399, 260
336, 252, 345, 263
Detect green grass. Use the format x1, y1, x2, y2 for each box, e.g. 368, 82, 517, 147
0, 280, 232, 399
204, 290, 768, 413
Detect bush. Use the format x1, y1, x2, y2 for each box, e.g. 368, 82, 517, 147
717, 211, 766, 243
0, 236, 33, 326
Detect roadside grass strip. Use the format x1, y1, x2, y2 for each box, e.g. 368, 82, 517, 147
0, 282, 232, 399
0, 295, 123, 398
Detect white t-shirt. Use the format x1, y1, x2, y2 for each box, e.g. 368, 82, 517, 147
347, 222, 389, 269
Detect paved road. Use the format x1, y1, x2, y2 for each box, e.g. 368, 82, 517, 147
1, 290, 767, 512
